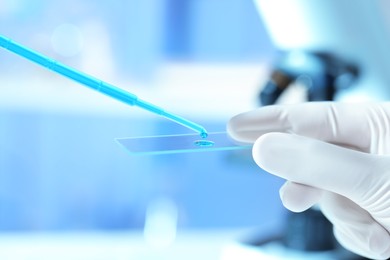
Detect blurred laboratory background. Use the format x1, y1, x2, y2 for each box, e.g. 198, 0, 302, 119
1, 0, 390, 259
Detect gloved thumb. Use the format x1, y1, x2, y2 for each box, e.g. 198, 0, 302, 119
252, 132, 383, 205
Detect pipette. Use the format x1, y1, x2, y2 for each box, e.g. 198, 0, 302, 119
0, 34, 208, 138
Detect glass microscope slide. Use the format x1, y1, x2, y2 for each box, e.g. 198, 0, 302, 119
116, 132, 252, 155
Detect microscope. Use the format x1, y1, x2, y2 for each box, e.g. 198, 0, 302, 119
259, 50, 359, 106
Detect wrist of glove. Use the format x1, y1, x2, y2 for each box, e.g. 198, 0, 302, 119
227, 102, 390, 259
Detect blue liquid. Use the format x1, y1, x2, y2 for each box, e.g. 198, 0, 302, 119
0, 34, 208, 138
194, 139, 214, 147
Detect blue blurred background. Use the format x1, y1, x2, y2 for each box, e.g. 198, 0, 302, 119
0, 0, 284, 234
2, 0, 390, 259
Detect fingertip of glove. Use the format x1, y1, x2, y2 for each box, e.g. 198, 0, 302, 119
279, 181, 321, 213
227, 114, 261, 144
226, 115, 242, 140
252, 132, 287, 170
279, 183, 306, 213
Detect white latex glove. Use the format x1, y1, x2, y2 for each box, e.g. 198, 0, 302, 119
227, 102, 390, 259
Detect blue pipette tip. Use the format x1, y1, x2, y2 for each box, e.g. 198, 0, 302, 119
200, 132, 208, 139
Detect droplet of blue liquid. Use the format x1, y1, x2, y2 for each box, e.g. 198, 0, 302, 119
195, 131, 213, 146
200, 132, 208, 139
194, 139, 215, 147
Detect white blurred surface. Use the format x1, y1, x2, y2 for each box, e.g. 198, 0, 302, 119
0, 230, 246, 260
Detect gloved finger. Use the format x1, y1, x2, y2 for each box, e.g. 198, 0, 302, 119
227, 105, 289, 144
228, 102, 383, 152
320, 192, 390, 259
279, 181, 323, 212
252, 132, 383, 203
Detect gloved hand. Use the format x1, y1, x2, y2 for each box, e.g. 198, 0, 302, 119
227, 102, 390, 259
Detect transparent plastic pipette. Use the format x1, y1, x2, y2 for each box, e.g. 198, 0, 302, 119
0, 35, 208, 138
